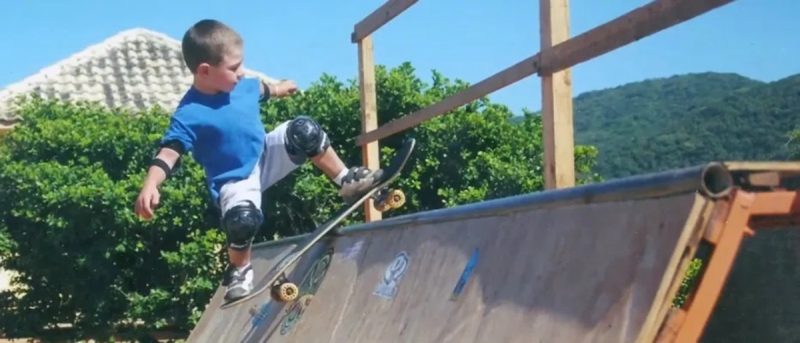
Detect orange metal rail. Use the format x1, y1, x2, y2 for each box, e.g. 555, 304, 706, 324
662, 189, 800, 341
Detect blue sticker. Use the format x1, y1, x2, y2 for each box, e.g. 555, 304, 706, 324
374, 251, 410, 300
251, 303, 272, 327
450, 248, 479, 301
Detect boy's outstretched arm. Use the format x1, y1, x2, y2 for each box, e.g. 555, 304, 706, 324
259, 79, 298, 100
135, 147, 181, 220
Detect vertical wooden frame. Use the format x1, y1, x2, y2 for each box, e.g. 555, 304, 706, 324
540, 0, 575, 189
358, 36, 381, 222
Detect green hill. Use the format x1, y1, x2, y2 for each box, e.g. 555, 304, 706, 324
572, 72, 800, 178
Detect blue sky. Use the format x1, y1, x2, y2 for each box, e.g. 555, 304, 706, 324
1, 0, 797, 114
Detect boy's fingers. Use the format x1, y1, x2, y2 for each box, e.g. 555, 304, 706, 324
142, 193, 158, 219
135, 197, 145, 216
140, 201, 151, 218
134, 193, 155, 220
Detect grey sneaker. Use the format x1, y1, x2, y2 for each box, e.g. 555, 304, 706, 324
339, 166, 384, 204
223, 264, 254, 302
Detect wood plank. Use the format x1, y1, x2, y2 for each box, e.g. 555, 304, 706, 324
352, 0, 418, 43
354, 0, 733, 145
723, 161, 800, 172
745, 172, 781, 187
538, 0, 735, 74
540, 0, 575, 189
656, 309, 687, 342
355, 54, 539, 145
358, 37, 382, 222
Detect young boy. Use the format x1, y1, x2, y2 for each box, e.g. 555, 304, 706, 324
134, 19, 382, 302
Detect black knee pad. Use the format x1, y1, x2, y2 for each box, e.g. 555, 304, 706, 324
222, 202, 263, 251
284, 116, 331, 159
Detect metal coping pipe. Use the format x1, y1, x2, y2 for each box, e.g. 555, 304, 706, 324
340, 162, 734, 235
700, 162, 733, 198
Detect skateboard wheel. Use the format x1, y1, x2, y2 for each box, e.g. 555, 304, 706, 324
385, 189, 405, 209
272, 282, 299, 302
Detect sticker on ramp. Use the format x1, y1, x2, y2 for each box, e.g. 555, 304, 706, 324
373, 251, 410, 300
450, 248, 479, 301
343, 238, 365, 260
279, 295, 314, 335
278, 247, 334, 335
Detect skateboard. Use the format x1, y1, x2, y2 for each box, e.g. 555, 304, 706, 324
220, 138, 416, 309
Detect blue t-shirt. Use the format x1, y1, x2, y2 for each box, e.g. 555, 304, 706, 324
161, 78, 266, 203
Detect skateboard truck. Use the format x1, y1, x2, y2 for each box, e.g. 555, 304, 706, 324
373, 187, 405, 212
270, 273, 300, 302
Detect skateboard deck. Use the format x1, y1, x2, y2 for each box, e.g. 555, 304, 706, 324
220, 138, 416, 309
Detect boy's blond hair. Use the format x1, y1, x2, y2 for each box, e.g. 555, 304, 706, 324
181, 19, 243, 73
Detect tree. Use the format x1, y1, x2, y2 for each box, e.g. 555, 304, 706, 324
0, 62, 598, 339
788, 129, 800, 160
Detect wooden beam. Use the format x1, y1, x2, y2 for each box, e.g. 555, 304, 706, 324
538, 0, 735, 75
723, 161, 800, 172
352, 0, 418, 43
358, 36, 382, 222
540, 0, 574, 189
356, 55, 539, 145
354, 0, 733, 145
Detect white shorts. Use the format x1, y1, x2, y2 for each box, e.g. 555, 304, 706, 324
217, 121, 304, 216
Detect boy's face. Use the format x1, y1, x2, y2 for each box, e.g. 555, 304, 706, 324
198, 47, 244, 93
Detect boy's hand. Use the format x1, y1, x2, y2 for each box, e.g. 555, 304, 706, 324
135, 185, 161, 220
272, 80, 298, 97
134, 148, 178, 220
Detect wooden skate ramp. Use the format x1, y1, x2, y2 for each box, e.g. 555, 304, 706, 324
188, 162, 799, 342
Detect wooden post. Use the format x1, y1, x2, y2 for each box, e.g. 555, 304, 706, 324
540, 0, 575, 189
358, 36, 382, 222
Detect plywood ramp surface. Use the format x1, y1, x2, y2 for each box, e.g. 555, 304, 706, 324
187, 237, 333, 341
190, 191, 705, 343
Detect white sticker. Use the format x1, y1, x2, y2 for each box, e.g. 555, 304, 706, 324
373, 251, 410, 300
343, 238, 365, 260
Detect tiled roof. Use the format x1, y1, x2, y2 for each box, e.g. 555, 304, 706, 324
0, 28, 278, 128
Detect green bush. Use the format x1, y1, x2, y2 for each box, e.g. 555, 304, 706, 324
673, 258, 703, 308
0, 63, 599, 339
0, 98, 222, 339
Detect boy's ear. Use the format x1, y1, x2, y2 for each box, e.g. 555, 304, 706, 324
196, 63, 211, 76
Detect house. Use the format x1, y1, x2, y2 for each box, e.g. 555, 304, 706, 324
0, 27, 277, 133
